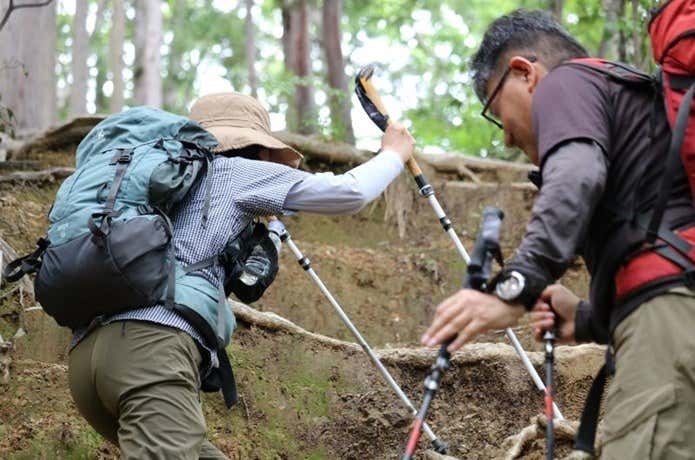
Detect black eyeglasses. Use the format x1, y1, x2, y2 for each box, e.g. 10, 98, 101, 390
480, 56, 537, 130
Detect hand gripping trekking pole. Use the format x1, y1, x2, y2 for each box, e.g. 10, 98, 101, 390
355, 64, 564, 421
403, 207, 504, 460
267, 217, 449, 454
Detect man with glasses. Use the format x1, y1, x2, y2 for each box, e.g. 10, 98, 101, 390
422, 9, 695, 458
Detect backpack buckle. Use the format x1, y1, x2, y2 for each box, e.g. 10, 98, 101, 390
683, 270, 695, 290
110, 149, 133, 165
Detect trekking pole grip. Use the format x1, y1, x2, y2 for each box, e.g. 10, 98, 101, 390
466, 207, 504, 286
480, 207, 503, 246
406, 158, 423, 176
355, 63, 426, 180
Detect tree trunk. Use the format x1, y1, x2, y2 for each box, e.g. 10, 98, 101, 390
618, 19, 627, 62
143, 0, 162, 107
245, 0, 258, 98
133, 0, 146, 104
163, 0, 185, 110
322, 0, 354, 144
134, 0, 162, 107
0, 0, 57, 133
630, 0, 647, 70
69, 0, 89, 116
281, 3, 296, 75
90, 0, 108, 39
90, 0, 108, 113
282, 1, 299, 131
598, 0, 625, 59
295, 0, 314, 134
631, 0, 640, 63
549, 0, 564, 23
282, 0, 314, 134
110, 0, 126, 112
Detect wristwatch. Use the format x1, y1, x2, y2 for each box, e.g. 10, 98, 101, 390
494, 270, 526, 302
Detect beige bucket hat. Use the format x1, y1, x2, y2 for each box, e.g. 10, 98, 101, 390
190, 92, 303, 168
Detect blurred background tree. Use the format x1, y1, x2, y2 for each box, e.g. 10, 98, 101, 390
0, 0, 659, 158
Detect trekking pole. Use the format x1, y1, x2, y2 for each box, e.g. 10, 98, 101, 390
355, 63, 564, 421
403, 207, 504, 460
543, 329, 556, 459
267, 217, 449, 454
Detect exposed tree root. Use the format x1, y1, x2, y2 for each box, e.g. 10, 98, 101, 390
0, 167, 74, 185
7, 117, 533, 183
502, 415, 595, 460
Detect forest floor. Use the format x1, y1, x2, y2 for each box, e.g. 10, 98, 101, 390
0, 142, 602, 459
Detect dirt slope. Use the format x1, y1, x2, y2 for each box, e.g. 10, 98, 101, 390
0, 303, 603, 459
0, 140, 600, 459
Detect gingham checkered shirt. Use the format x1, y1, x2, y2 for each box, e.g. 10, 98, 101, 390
71, 156, 310, 373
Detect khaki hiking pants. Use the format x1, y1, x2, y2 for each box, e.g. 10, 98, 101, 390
601, 287, 695, 459
68, 321, 228, 460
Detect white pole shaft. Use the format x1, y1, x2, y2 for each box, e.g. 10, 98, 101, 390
284, 235, 441, 443
425, 192, 564, 420
506, 328, 564, 420
427, 195, 471, 263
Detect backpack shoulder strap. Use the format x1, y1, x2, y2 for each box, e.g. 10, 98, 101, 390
575, 348, 616, 454
563, 58, 655, 86
646, 82, 695, 241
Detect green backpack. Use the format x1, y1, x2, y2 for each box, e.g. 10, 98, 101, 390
3, 106, 219, 330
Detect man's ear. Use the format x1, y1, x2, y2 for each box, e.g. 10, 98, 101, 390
509, 56, 542, 93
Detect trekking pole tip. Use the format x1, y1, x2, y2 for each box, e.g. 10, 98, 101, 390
431, 438, 449, 454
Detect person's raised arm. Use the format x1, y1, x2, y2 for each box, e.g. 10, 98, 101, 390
282, 122, 415, 215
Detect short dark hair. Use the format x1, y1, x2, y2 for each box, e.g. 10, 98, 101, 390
470, 9, 588, 103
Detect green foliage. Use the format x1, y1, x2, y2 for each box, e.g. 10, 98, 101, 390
53, 0, 662, 158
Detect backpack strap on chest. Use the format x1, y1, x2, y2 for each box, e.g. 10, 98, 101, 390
182, 254, 229, 346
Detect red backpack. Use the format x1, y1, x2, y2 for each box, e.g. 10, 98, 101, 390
570, 0, 695, 223
568, 0, 695, 455
651, 0, 695, 201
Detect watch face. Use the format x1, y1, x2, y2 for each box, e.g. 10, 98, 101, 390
495, 271, 526, 301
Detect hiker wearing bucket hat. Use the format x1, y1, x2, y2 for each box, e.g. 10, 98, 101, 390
190, 92, 304, 168
66, 91, 415, 459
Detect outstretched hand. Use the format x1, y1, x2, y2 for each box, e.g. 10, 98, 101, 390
421, 289, 525, 353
